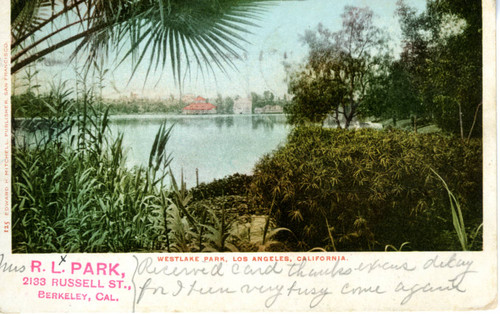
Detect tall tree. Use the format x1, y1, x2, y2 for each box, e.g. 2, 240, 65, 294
363, 59, 419, 126
286, 6, 388, 128
395, 0, 482, 137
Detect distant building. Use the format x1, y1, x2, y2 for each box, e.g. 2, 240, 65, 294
233, 97, 252, 114
182, 96, 217, 114
254, 105, 283, 114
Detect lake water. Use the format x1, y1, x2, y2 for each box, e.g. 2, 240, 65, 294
108, 114, 291, 187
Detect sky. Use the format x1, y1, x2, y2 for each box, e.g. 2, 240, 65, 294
16, 0, 427, 100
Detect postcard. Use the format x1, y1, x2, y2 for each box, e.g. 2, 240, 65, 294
0, 0, 497, 312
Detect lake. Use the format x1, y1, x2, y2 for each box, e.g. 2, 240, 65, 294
108, 114, 290, 187
15, 114, 291, 187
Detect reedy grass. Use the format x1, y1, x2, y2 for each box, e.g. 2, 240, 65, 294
384, 242, 411, 252
12, 81, 243, 253
430, 168, 483, 251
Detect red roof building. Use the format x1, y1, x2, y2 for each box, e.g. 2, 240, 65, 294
194, 96, 207, 102
182, 96, 217, 114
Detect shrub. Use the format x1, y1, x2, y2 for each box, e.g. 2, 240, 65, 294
190, 173, 253, 201
250, 126, 482, 251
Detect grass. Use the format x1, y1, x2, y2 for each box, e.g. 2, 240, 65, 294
430, 168, 483, 251
11, 83, 250, 253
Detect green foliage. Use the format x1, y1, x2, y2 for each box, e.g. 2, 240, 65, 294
394, 0, 482, 137
251, 91, 288, 113
363, 61, 421, 125
190, 173, 252, 201
286, 7, 389, 128
431, 168, 483, 251
384, 242, 410, 252
13, 82, 77, 119
250, 126, 482, 251
12, 85, 169, 252
11, 0, 279, 78
214, 94, 235, 114
286, 68, 341, 124
103, 100, 186, 115
11, 85, 244, 253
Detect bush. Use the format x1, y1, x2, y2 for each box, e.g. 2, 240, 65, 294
190, 173, 253, 201
250, 126, 482, 251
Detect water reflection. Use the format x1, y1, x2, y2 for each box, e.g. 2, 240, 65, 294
252, 115, 280, 130
214, 116, 224, 129
109, 114, 284, 131
15, 114, 291, 188
225, 116, 234, 128
109, 114, 290, 187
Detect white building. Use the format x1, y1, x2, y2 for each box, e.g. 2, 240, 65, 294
233, 97, 252, 114
254, 105, 283, 114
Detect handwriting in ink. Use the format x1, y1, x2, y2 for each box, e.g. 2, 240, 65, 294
341, 282, 387, 295
240, 283, 284, 308
287, 260, 352, 278
287, 280, 331, 308
395, 264, 475, 305
0, 253, 26, 273
59, 255, 67, 265
355, 259, 417, 273
130, 254, 478, 312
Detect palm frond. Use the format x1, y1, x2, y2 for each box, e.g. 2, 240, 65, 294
12, 0, 281, 82
11, 0, 54, 46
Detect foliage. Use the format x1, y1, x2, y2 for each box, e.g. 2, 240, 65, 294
12, 83, 166, 252
103, 100, 186, 115
431, 168, 483, 251
250, 126, 482, 251
11, 84, 245, 253
286, 7, 389, 128
190, 173, 252, 201
362, 60, 421, 126
251, 91, 288, 113
13, 91, 72, 121
392, 0, 482, 137
11, 0, 279, 79
285, 66, 340, 124
214, 94, 235, 114
11, 0, 290, 253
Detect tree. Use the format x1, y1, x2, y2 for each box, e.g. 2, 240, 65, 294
223, 97, 234, 114
251, 90, 277, 113
429, 0, 482, 139
363, 60, 420, 126
395, 0, 482, 137
214, 94, 234, 114
286, 65, 344, 125
214, 93, 224, 113
11, 0, 278, 83
286, 6, 388, 128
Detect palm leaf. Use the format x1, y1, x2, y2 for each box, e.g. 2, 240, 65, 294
100, 1, 276, 83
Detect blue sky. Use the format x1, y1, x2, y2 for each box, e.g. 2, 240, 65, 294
19, 0, 427, 100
